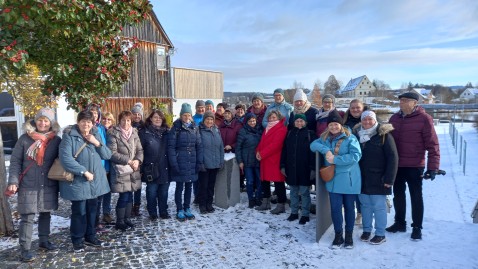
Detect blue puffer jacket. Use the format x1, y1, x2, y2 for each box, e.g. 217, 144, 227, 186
59, 125, 112, 201
310, 131, 362, 194
235, 124, 262, 168
199, 123, 224, 169
262, 101, 293, 128
168, 119, 203, 182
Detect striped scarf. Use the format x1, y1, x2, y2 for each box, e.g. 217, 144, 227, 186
26, 131, 57, 165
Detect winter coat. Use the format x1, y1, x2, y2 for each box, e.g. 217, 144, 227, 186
256, 118, 287, 182
281, 127, 317, 186
59, 125, 112, 201
219, 119, 243, 153
288, 106, 319, 131
168, 119, 203, 182
246, 105, 267, 127
316, 108, 345, 136
214, 113, 224, 127
8, 121, 61, 214
310, 131, 362, 194
235, 124, 262, 168
199, 123, 224, 169
138, 125, 170, 184
262, 101, 293, 128
389, 106, 440, 170
353, 124, 398, 195
192, 113, 204, 126
342, 105, 368, 131
107, 126, 144, 193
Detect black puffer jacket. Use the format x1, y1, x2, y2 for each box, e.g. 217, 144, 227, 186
235, 124, 262, 168
138, 125, 170, 184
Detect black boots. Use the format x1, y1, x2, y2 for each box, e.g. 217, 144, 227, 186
115, 207, 129, 231
331, 232, 344, 249
344, 231, 354, 249
124, 203, 135, 229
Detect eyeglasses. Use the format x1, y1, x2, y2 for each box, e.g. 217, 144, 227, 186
102, 118, 113, 121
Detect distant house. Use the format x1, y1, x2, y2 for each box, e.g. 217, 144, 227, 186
341, 75, 376, 98
411, 88, 435, 104
459, 88, 478, 102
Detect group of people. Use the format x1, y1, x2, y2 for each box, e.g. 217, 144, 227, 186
6, 89, 440, 262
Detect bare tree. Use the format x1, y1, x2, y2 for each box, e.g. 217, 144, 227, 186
291, 80, 304, 90
0, 127, 14, 236
324, 75, 342, 95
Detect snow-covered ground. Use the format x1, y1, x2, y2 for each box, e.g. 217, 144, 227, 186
1, 122, 477, 268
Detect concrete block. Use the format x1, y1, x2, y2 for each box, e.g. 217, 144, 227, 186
214, 153, 240, 209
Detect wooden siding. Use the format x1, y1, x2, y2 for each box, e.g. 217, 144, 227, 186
103, 97, 172, 120
122, 15, 172, 47
173, 68, 223, 99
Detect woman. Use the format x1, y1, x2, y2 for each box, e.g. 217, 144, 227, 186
168, 103, 203, 221
246, 93, 267, 127
98, 111, 115, 224
310, 109, 362, 249
219, 107, 243, 153
316, 94, 345, 136
59, 110, 112, 251
353, 111, 398, 245
236, 113, 263, 208
7, 108, 61, 262
107, 111, 144, 231
138, 109, 171, 220
281, 114, 317, 224
198, 111, 224, 214
255, 110, 288, 214
101, 112, 116, 129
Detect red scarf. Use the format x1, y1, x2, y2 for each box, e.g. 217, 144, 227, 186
26, 131, 57, 165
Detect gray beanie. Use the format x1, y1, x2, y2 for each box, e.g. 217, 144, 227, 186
322, 94, 336, 104
131, 102, 144, 117
35, 108, 56, 124
252, 93, 264, 103
196, 100, 206, 108
180, 103, 193, 116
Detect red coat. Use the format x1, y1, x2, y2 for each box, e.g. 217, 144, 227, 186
256, 118, 287, 182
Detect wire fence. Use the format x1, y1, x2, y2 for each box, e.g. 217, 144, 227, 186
449, 122, 467, 175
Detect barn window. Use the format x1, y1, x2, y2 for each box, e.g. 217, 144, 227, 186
157, 46, 166, 70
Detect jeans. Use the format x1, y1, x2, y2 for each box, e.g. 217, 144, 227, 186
244, 167, 261, 201
146, 182, 170, 217
97, 173, 112, 216
289, 185, 311, 217
117, 192, 133, 209
329, 192, 357, 233
175, 182, 193, 211
133, 184, 142, 206
71, 199, 97, 245
393, 167, 424, 228
198, 169, 218, 206
261, 181, 286, 203
19, 212, 50, 250
355, 196, 361, 214
359, 194, 387, 236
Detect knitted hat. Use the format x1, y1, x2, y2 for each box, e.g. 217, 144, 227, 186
217, 102, 228, 109
203, 111, 215, 121
224, 107, 235, 115
235, 103, 246, 111
131, 102, 144, 118
398, 92, 419, 101
294, 113, 307, 123
252, 93, 264, 103
327, 110, 343, 125
205, 100, 214, 107
273, 88, 284, 96
195, 100, 206, 108
361, 110, 377, 122
35, 108, 55, 124
293, 89, 308, 102
245, 112, 257, 123
180, 103, 192, 116
322, 94, 335, 104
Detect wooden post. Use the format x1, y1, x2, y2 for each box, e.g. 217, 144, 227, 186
315, 152, 332, 242
0, 126, 14, 236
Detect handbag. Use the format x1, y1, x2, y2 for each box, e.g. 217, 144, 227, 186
4, 162, 35, 197
114, 164, 134, 176
48, 142, 87, 182
319, 138, 344, 182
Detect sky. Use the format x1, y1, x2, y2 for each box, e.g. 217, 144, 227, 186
152, 0, 478, 92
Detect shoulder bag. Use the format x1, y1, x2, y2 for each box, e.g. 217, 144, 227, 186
48, 142, 87, 182
319, 138, 344, 182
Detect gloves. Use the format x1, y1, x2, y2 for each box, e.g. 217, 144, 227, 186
424, 170, 436, 180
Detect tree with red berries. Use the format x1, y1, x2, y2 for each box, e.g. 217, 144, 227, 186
0, 0, 152, 110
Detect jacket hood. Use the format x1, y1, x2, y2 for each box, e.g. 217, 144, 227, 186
23, 119, 61, 134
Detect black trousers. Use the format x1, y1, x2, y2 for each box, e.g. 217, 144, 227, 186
198, 168, 219, 206
393, 167, 425, 229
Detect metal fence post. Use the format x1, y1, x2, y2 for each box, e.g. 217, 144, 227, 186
459, 136, 463, 165
463, 140, 467, 175
315, 152, 332, 243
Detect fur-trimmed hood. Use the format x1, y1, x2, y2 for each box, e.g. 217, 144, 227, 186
353, 122, 394, 136
23, 119, 61, 134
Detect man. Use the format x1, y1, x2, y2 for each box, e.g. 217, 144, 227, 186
193, 100, 206, 126
386, 92, 440, 241
288, 89, 318, 131
246, 93, 267, 128
131, 102, 144, 216
214, 102, 227, 127
262, 88, 293, 129
205, 100, 215, 112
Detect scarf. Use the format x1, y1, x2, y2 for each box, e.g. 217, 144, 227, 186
265, 120, 279, 134
120, 126, 133, 141
316, 108, 332, 120
26, 131, 57, 165
358, 122, 379, 143
328, 132, 342, 142
293, 101, 312, 114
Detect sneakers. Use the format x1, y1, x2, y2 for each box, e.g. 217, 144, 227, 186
355, 213, 362, 226
184, 208, 196, 219
287, 213, 299, 221
206, 204, 215, 213
299, 216, 310, 225
73, 243, 85, 252
20, 250, 35, 262
331, 232, 344, 249
411, 227, 422, 241
39, 241, 58, 251
385, 222, 407, 233
360, 232, 371, 242
177, 210, 186, 222
84, 238, 103, 247
150, 215, 159, 221
103, 213, 114, 224
370, 235, 386, 245
344, 232, 354, 249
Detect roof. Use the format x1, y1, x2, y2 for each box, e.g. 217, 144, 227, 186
342, 75, 366, 92
465, 88, 478, 95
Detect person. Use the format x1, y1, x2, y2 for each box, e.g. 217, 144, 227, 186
353, 111, 398, 245
168, 103, 204, 221
386, 92, 440, 241
192, 100, 206, 126
262, 88, 293, 129
101, 112, 116, 130
281, 114, 317, 225
59, 110, 112, 251
219, 107, 243, 153
288, 89, 318, 131
197, 111, 224, 214
255, 110, 288, 214
130, 102, 144, 217
235, 103, 246, 123
7, 108, 62, 262
107, 111, 144, 231
214, 102, 227, 127
342, 99, 366, 225
236, 113, 263, 208
205, 100, 215, 112
316, 94, 345, 136
138, 109, 171, 220
99, 112, 115, 225
310, 110, 362, 249
246, 93, 267, 128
